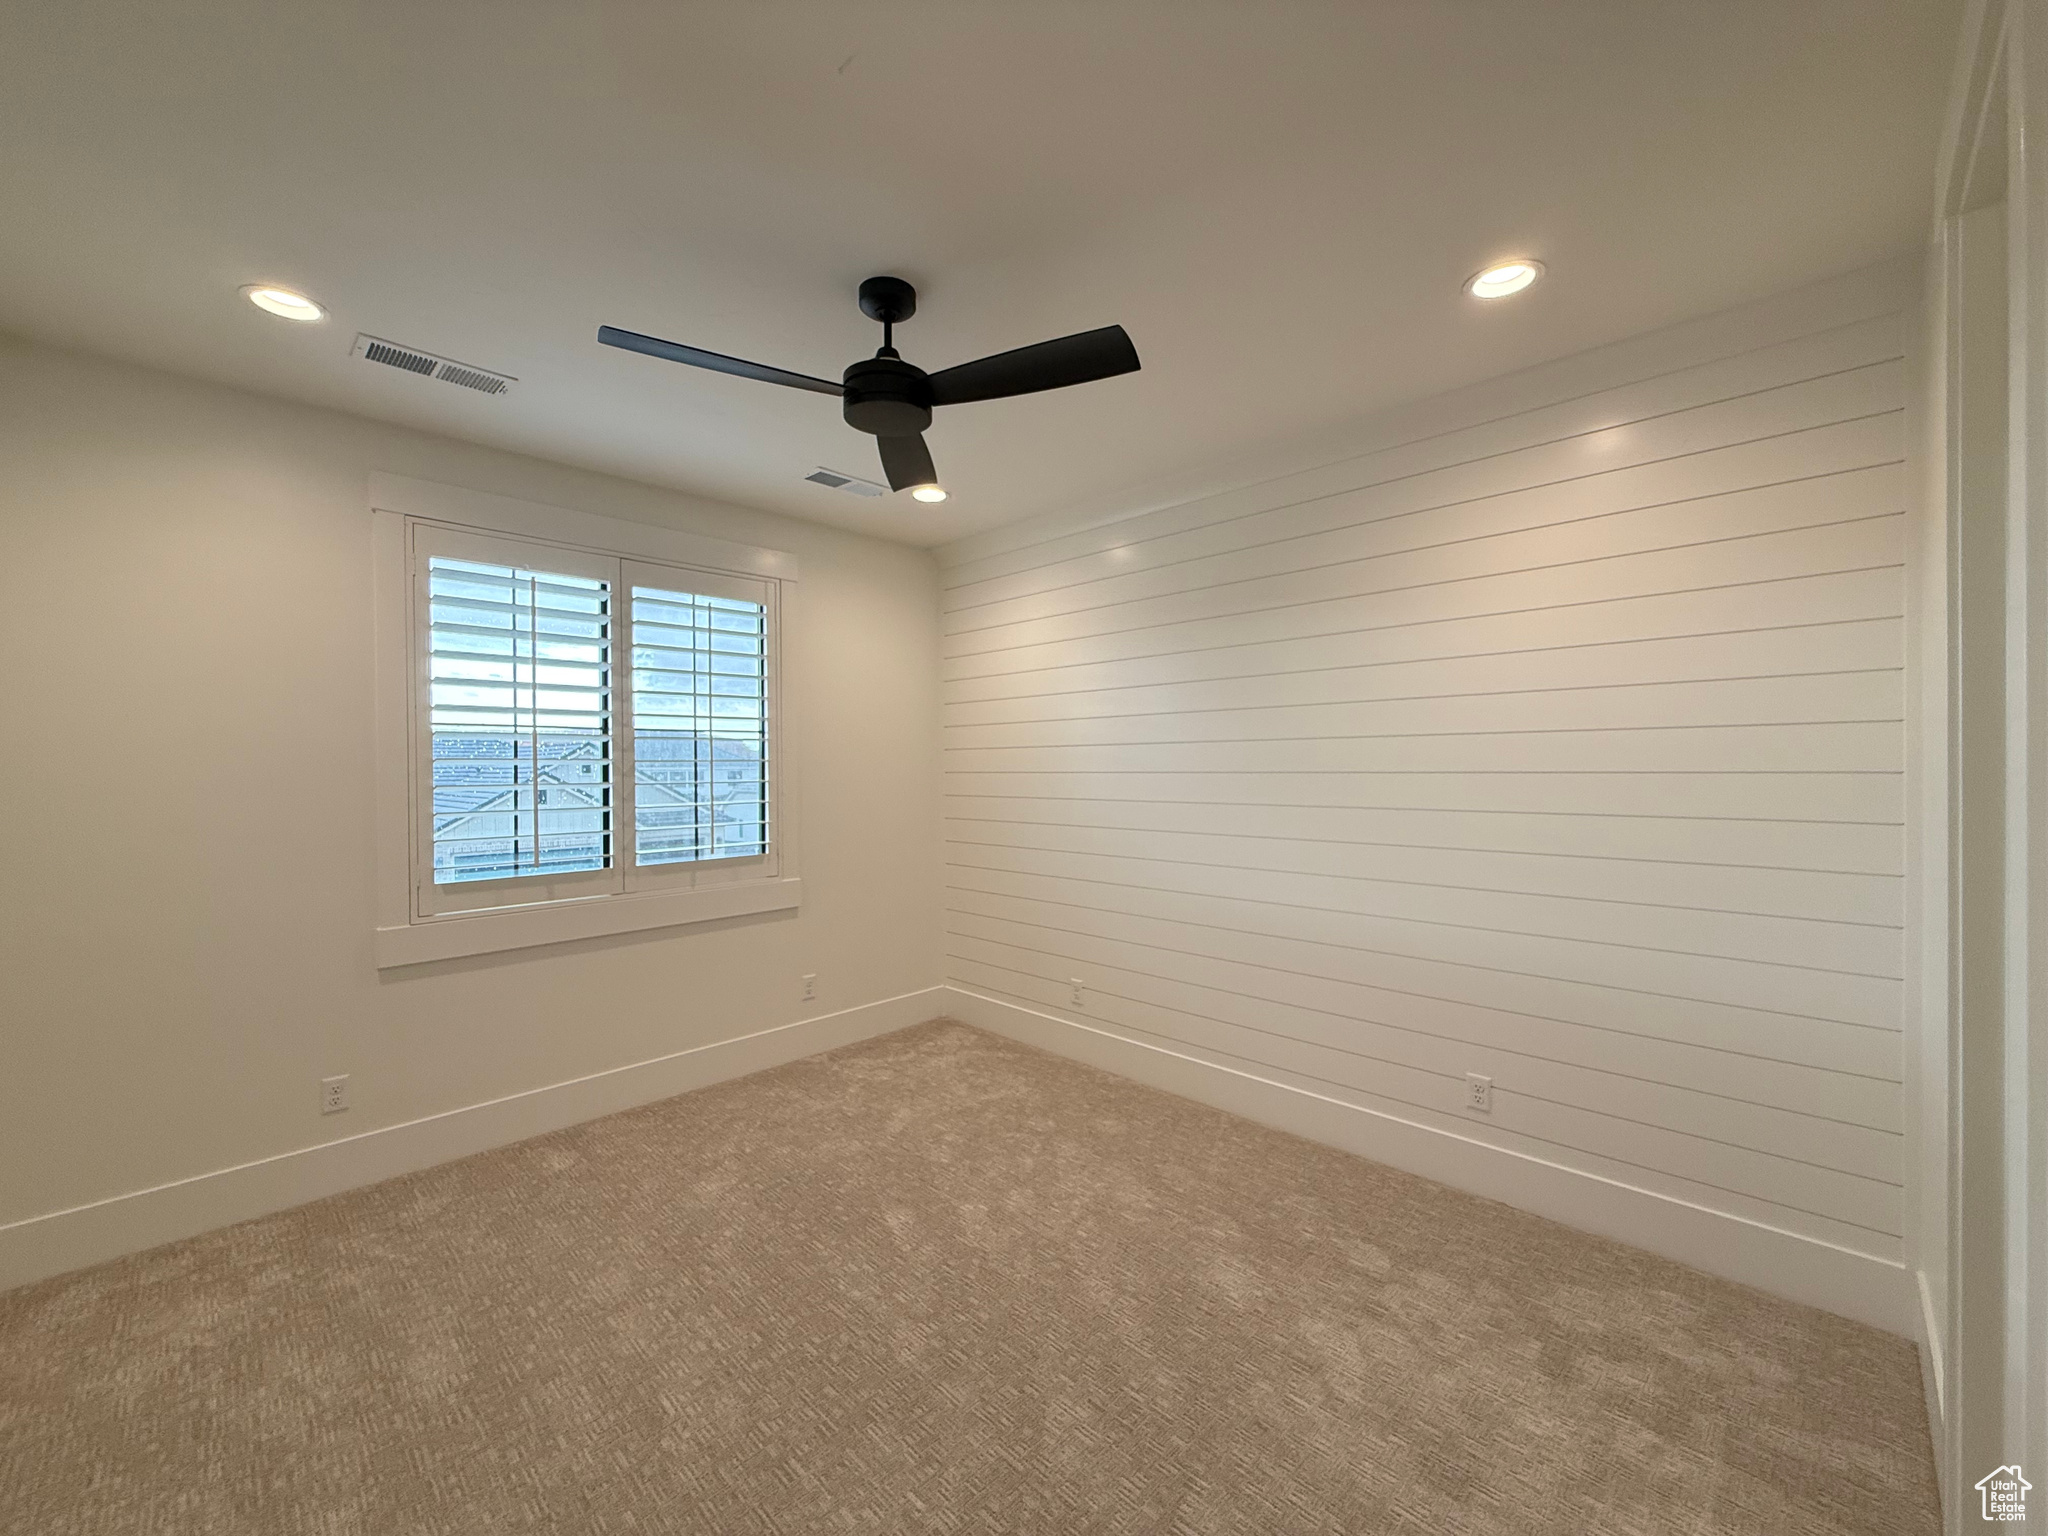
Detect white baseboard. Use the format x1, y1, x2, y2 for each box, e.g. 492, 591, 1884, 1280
1916, 1266, 1948, 1502
945, 986, 1918, 1336
0, 987, 948, 1294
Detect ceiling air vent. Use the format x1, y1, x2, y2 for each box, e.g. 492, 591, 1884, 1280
351, 334, 516, 396
803, 467, 886, 497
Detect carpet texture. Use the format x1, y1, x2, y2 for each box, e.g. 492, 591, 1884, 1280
1, 1020, 1936, 1534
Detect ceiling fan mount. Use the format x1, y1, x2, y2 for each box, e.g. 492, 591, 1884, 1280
856, 274, 918, 327
598, 274, 1141, 496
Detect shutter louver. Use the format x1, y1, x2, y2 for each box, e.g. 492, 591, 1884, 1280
630, 585, 768, 864
426, 556, 612, 883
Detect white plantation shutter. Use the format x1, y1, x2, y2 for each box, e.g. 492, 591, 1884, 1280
425, 554, 613, 883
406, 522, 778, 922
628, 575, 770, 865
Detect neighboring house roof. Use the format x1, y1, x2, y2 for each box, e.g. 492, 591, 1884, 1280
429, 733, 764, 852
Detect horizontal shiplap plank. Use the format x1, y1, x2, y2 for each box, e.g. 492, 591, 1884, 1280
945, 514, 1903, 659
946, 798, 1900, 884
945, 623, 1903, 725
944, 830, 1896, 976
945, 798, 1900, 923
946, 614, 1902, 707
944, 670, 1902, 750
946, 720, 1903, 776
943, 566, 1902, 683
943, 796, 1902, 874
946, 817, 1897, 968
945, 768, 1902, 823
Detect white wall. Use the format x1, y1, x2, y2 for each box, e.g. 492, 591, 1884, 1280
0, 335, 946, 1287
938, 259, 1918, 1331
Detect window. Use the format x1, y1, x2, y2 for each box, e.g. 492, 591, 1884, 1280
627, 582, 769, 868
372, 475, 798, 967
424, 547, 615, 893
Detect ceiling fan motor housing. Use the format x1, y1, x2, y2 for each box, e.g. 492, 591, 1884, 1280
842, 356, 933, 437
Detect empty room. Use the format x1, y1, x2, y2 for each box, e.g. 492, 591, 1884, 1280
3, 2, 2044, 1532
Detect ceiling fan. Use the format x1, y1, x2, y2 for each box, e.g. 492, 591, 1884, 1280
598, 276, 1141, 499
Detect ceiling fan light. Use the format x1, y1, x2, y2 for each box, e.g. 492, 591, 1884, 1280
242, 285, 326, 321
911, 485, 948, 503
1466, 261, 1543, 299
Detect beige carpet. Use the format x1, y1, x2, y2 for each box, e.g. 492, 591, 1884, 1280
1, 1020, 1935, 1534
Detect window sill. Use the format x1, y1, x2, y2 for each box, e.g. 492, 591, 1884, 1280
375, 877, 802, 969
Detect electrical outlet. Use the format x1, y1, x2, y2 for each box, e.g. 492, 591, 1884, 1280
801, 973, 817, 1003
1069, 978, 1085, 1009
320, 1075, 349, 1115
1464, 1073, 1493, 1114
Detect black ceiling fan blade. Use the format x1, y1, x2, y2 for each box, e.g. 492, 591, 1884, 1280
877, 432, 938, 493
926, 324, 1139, 406
597, 326, 843, 396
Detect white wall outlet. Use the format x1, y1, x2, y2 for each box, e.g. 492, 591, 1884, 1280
320, 1075, 349, 1115
1069, 978, 1085, 1009
1465, 1073, 1493, 1114
801, 973, 817, 1003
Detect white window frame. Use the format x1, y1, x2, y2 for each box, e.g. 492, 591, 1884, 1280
372, 474, 799, 967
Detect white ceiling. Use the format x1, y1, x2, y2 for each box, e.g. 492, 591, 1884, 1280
0, 1, 1958, 546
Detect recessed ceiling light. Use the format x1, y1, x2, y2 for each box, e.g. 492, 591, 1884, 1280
1465, 261, 1543, 299
242, 285, 326, 321
910, 485, 948, 503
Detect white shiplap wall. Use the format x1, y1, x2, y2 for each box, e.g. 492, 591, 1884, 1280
937, 262, 1914, 1323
